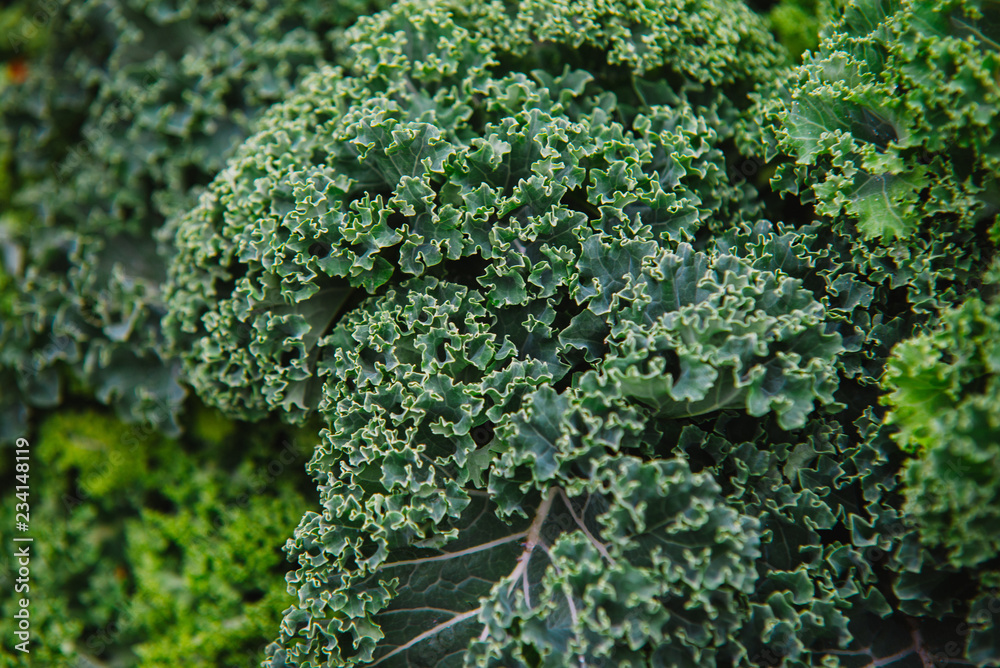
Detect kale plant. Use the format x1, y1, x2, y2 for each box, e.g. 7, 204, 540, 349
0, 0, 384, 439
2, 0, 999, 665
161, 0, 1000, 665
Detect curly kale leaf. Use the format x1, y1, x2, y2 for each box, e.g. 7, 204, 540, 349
569, 242, 844, 430
773, 0, 1000, 244
165, 0, 779, 422
882, 275, 1000, 570
273, 456, 759, 668
0, 0, 387, 432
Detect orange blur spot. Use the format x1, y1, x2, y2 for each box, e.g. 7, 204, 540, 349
7, 59, 28, 84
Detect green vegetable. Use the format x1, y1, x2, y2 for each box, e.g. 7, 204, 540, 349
882, 265, 1000, 570
0, 405, 315, 668
164, 0, 999, 665
3, 0, 999, 665
0, 0, 385, 435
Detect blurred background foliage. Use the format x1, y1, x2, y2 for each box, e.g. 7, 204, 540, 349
0, 397, 319, 667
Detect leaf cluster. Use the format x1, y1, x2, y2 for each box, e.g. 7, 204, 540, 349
0, 404, 315, 668
4, 0, 1000, 666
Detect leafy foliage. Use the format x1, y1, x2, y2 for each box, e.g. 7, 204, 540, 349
164, 0, 781, 422
746, 0, 1000, 389
5, 0, 1000, 666
765, 0, 843, 61
882, 267, 1000, 570
773, 0, 1000, 242
0, 404, 315, 668
158, 0, 1000, 663
595, 242, 844, 430
0, 0, 385, 437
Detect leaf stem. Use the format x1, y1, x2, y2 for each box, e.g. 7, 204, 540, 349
556, 488, 614, 564
380, 531, 527, 568
370, 608, 480, 666
478, 486, 559, 641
